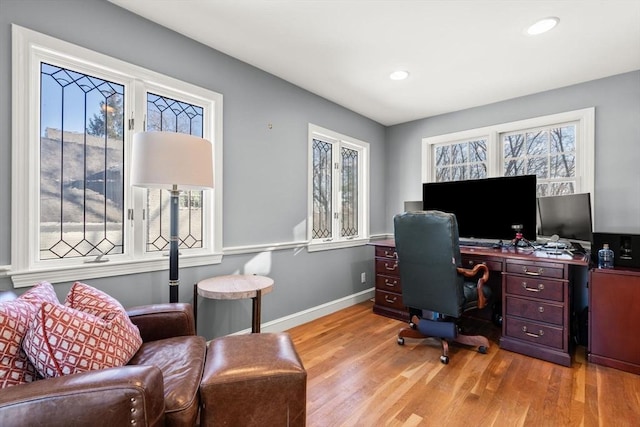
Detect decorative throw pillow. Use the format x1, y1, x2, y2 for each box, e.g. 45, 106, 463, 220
19, 281, 59, 306
23, 283, 142, 378
65, 281, 127, 321
0, 281, 60, 388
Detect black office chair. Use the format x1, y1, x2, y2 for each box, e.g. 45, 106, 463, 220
394, 210, 492, 364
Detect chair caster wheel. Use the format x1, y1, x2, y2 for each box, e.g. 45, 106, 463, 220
440, 355, 449, 364
478, 346, 488, 354
397, 337, 405, 345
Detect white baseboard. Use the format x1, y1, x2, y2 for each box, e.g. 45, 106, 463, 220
231, 287, 374, 335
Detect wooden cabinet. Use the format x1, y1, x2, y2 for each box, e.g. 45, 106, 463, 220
372, 244, 407, 321
500, 258, 573, 366
588, 268, 640, 374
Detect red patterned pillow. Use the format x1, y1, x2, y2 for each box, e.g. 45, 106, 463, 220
0, 282, 60, 388
23, 302, 143, 378
65, 281, 126, 321
0, 301, 40, 387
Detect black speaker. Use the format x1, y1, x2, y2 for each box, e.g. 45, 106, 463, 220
592, 232, 640, 268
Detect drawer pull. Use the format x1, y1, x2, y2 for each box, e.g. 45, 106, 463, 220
385, 262, 398, 271
522, 282, 545, 292
522, 266, 544, 276
384, 295, 397, 303
384, 279, 397, 287
538, 306, 544, 313
384, 250, 398, 259
522, 326, 544, 338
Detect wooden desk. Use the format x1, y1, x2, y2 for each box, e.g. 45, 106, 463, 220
194, 274, 274, 333
370, 239, 589, 366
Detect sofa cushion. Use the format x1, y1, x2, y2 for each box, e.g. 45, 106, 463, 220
129, 335, 206, 427
0, 282, 59, 388
23, 300, 143, 378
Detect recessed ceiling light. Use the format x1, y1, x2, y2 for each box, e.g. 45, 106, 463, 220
389, 70, 409, 81
526, 17, 559, 36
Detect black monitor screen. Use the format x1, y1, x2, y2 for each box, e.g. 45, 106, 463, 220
422, 175, 537, 242
537, 193, 592, 242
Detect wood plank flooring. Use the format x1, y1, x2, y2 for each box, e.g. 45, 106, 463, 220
286, 300, 640, 426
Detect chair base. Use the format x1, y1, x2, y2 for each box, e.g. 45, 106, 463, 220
397, 316, 490, 364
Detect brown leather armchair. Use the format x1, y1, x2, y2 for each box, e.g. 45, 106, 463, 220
0, 296, 206, 427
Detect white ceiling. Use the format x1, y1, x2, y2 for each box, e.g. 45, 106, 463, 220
109, 0, 640, 126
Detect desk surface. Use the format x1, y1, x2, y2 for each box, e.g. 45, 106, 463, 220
371, 239, 590, 267
196, 274, 274, 300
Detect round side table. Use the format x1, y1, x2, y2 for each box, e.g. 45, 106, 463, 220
194, 274, 274, 333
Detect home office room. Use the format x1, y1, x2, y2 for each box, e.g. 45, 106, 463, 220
1, 1, 639, 426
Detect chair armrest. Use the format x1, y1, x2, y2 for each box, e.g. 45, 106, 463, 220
0, 365, 165, 427
457, 263, 490, 309
127, 303, 196, 342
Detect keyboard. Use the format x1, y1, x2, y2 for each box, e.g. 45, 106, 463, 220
459, 239, 500, 248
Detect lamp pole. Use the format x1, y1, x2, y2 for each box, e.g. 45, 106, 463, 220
169, 185, 180, 303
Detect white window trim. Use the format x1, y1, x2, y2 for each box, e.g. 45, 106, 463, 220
421, 108, 595, 231
422, 108, 595, 192
10, 25, 223, 288
307, 124, 370, 252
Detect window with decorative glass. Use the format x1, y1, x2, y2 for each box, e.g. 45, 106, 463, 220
308, 124, 369, 251
11, 25, 223, 287
422, 108, 594, 198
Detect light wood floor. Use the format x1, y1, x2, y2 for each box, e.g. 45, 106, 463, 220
286, 300, 640, 427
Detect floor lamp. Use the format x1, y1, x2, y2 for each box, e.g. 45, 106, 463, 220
131, 131, 214, 303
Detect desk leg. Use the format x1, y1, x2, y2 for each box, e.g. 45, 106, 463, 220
193, 283, 198, 334
252, 289, 262, 333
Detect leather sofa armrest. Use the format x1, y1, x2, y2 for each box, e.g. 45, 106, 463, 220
127, 303, 196, 342
0, 365, 165, 427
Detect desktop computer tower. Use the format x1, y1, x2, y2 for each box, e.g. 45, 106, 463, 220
592, 232, 640, 269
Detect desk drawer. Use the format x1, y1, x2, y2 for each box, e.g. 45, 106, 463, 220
504, 275, 565, 302
505, 295, 563, 326
375, 289, 404, 311
506, 260, 565, 279
461, 256, 503, 272
505, 317, 564, 350
375, 274, 401, 292
375, 246, 398, 260
375, 258, 400, 276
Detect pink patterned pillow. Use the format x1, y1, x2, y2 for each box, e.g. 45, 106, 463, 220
0, 282, 60, 388
20, 281, 59, 306
23, 301, 143, 378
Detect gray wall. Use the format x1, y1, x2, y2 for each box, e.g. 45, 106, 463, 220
385, 71, 640, 235
2, 0, 639, 339
0, 0, 386, 338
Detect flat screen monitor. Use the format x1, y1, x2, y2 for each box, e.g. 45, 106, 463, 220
422, 175, 537, 242
537, 193, 592, 243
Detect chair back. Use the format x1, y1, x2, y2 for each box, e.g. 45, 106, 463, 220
393, 210, 464, 318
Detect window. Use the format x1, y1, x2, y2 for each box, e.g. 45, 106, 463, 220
308, 124, 369, 251
502, 124, 579, 196
11, 25, 223, 287
422, 108, 594, 198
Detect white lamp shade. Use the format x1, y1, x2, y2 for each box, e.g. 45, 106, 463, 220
131, 131, 214, 190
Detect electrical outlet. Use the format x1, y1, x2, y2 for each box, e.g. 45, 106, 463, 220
361, 272, 366, 283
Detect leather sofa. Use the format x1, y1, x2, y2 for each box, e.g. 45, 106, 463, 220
0, 294, 206, 427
